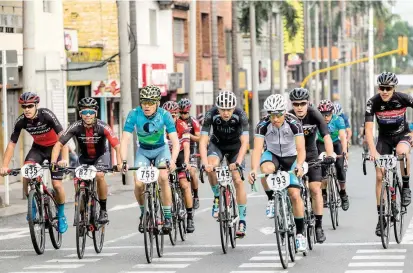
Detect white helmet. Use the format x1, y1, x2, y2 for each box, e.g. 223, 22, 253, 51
216, 91, 237, 109
263, 94, 287, 112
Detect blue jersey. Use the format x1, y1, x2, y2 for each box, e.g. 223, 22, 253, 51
317, 114, 346, 143
339, 113, 350, 129
123, 107, 176, 149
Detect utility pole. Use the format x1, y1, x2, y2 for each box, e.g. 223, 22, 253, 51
117, 0, 133, 185
269, 3, 275, 94
341, 0, 348, 113
306, 1, 312, 93
189, 0, 196, 117
231, 1, 241, 102
250, 2, 259, 134
327, 0, 333, 101
278, 8, 285, 95
314, 2, 320, 105
368, 6, 374, 100
320, 1, 325, 99
211, 1, 219, 97
130, 0, 139, 155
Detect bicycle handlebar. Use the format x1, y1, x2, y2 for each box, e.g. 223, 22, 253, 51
199, 163, 245, 183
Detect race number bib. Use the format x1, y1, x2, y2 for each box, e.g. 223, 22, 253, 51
216, 167, 231, 181
21, 163, 43, 179
376, 155, 397, 169
267, 171, 290, 191
136, 167, 160, 184
75, 165, 97, 180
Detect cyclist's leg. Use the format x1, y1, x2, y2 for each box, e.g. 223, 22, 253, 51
155, 145, 173, 229
206, 143, 222, 218
177, 152, 195, 232
260, 151, 280, 218
134, 147, 151, 221
95, 153, 111, 223
396, 134, 412, 206
334, 142, 349, 210
189, 146, 199, 208
317, 141, 328, 204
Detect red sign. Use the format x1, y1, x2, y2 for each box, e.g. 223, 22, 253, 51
142, 63, 168, 96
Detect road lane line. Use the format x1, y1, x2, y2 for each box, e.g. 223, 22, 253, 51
352, 255, 405, 260
250, 256, 302, 261
24, 264, 85, 269
163, 252, 213, 256
65, 253, 118, 257
46, 258, 101, 263
133, 264, 189, 269
345, 271, 403, 273
348, 262, 404, 267
239, 263, 295, 268
356, 250, 407, 253
152, 258, 202, 262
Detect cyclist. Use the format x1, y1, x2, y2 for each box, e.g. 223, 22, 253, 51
288, 88, 335, 243
178, 98, 201, 209
333, 102, 352, 145
120, 85, 180, 232
162, 101, 195, 233
365, 72, 413, 236
248, 94, 307, 252
0, 92, 69, 233
199, 90, 249, 237
50, 97, 122, 224
317, 100, 349, 211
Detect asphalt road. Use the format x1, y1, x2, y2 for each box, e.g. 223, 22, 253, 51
1, 146, 413, 273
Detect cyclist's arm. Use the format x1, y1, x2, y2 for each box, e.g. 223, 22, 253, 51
295, 135, 306, 167
364, 99, 376, 154
323, 134, 335, 157
200, 111, 213, 166
183, 141, 190, 165
120, 131, 132, 162
339, 129, 347, 153
3, 118, 24, 167
2, 142, 16, 168
236, 134, 249, 166
169, 132, 180, 164
346, 128, 352, 142
113, 144, 122, 168
314, 109, 334, 157
190, 119, 201, 143
251, 136, 264, 172
51, 141, 64, 163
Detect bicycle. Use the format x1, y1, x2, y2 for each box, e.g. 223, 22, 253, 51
363, 149, 406, 249
59, 164, 116, 259
200, 157, 244, 254
169, 164, 192, 245
126, 161, 169, 263
301, 163, 317, 253
7, 161, 62, 255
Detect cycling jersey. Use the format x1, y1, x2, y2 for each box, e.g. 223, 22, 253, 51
365, 92, 413, 136
10, 108, 63, 147
59, 119, 119, 159
317, 114, 345, 143
289, 106, 330, 152
180, 116, 200, 148
167, 119, 190, 152
339, 113, 351, 129
255, 113, 303, 157
201, 107, 249, 148
123, 107, 176, 149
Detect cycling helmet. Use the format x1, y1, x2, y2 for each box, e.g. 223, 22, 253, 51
263, 94, 287, 112
162, 101, 179, 113
333, 102, 343, 115
78, 97, 99, 110
216, 91, 237, 109
178, 98, 192, 111
377, 72, 398, 87
289, 88, 309, 101
19, 92, 40, 104
140, 85, 162, 101
318, 100, 334, 113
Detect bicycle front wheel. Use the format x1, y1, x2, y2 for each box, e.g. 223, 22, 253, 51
75, 190, 88, 259
328, 174, 338, 230
143, 193, 154, 263
379, 181, 391, 249
47, 190, 62, 250
178, 190, 187, 242
169, 188, 178, 246
219, 187, 229, 254
28, 190, 45, 255
155, 190, 164, 258
393, 176, 405, 244
92, 200, 105, 253
274, 194, 288, 269
229, 187, 238, 249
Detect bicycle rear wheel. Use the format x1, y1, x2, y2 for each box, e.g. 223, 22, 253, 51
393, 178, 404, 244
274, 194, 288, 269
28, 190, 45, 255
143, 193, 154, 263
178, 190, 187, 242
75, 190, 88, 259
229, 188, 238, 249
92, 200, 105, 253
379, 181, 391, 249
287, 197, 297, 262
46, 191, 62, 250
219, 187, 229, 254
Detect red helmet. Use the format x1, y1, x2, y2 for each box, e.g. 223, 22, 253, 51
178, 98, 192, 112
317, 100, 334, 113
162, 101, 179, 113
19, 92, 40, 104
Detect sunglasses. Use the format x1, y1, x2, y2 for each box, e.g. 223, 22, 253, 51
292, 102, 307, 107
21, 104, 35, 109
180, 111, 189, 114
379, 86, 394, 92
141, 100, 157, 106
268, 110, 285, 118
80, 109, 97, 115
322, 112, 332, 117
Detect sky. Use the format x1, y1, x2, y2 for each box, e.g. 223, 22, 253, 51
393, 0, 413, 26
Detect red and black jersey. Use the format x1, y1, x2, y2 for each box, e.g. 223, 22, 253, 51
10, 108, 63, 147
167, 119, 190, 152
59, 119, 119, 159
179, 116, 200, 147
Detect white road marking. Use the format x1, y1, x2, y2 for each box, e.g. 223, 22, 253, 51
163, 252, 213, 256
250, 256, 302, 261
239, 263, 295, 268
345, 271, 403, 273
401, 213, 413, 244
105, 232, 140, 245
356, 249, 407, 253
259, 251, 286, 255
230, 271, 286, 273
152, 257, 202, 262
109, 203, 138, 212
24, 264, 85, 269
10, 272, 65, 273
194, 207, 210, 216
65, 253, 118, 257
0, 255, 19, 259
133, 264, 189, 269
259, 227, 275, 235
0, 228, 27, 232
46, 258, 101, 263
352, 255, 405, 260
0, 228, 30, 241
348, 262, 404, 267
121, 272, 176, 273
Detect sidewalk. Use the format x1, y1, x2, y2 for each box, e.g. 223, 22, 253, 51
0, 173, 134, 217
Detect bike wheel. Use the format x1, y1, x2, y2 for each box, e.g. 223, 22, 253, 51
169, 189, 178, 246
274, 194, 288, 269
334, 178, 340, 227
28, 190, 45, 255
393, 179, 404, 244
47, 191, 62, 250
75, 190, 88, 259
379, 181, 391, 249
287, 198, 297, 262
219, 187, 229, 254
328, 174, 337, 230
143, 194, 154, 263
92, 201, 105, 254
229, 188, 238, 249
178, 190, 187, 242
155, 193, 164, 258
307, 213, 315, 251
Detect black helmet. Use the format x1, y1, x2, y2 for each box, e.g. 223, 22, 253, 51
377, 72, 398, 87
19, 92, 40, 104
289, 88, 309, 101
78, 97, 99, 110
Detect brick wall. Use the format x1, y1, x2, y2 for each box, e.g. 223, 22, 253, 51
63, 0, 119, 78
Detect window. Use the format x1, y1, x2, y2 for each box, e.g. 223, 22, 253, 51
5, 27, 13, 33
217, 16, 225, 56
173, 18, 185, 53
201, 13, 210, 55
43, 0, 51, 13
149, 9, 157, 46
